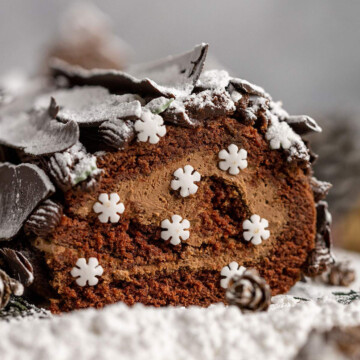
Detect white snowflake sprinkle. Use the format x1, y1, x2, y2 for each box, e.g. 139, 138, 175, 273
243, 214, 270, 245
266, 121, 294, 150
93, 193, 125, 223
220, 261, 246, 289
70, 257, 104, 287
218, 144, 248, 175
134, 110, 166, 144
171, 165, 201, 197
161, 215, 190, 246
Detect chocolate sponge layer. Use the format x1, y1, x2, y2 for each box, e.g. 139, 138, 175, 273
32, 116, 316, 312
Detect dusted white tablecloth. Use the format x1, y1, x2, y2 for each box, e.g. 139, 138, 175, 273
0, 249, 359, 360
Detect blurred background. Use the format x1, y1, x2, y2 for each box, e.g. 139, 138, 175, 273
0, 0, 359, 250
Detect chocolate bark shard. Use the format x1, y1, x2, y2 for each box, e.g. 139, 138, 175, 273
0, 163, 55, 241
24, 199, 63, 237
0, 99, 79, 156
285, 115, 322, 135
0, 249, 34, 287
238, 95, 269, 125
0, 146, 6, 162
35, 87, 142, 126
50, 43, 209, 98
304, 201, 335, 277
162, 99, 198, 127
268, 101, 320, 146
230, 78, 269, 99
310, 177, 332, 202
185, 89, 236, 120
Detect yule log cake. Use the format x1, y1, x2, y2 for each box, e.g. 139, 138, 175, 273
0, 44, 334, 312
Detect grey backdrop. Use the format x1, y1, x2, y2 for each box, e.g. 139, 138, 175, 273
0, 0, 359, 115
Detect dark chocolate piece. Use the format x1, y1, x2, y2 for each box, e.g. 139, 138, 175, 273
0, 146, 6, 162
185, 89, 236, 121
50, 44, 209, 98
99, 119, 136, 149
24, 199, 63, 237
0, 249, 34, 287
310, 177, 332, 202
35, 87, 142, 126
238, 95, 269, 125
230, 78, 269, 98
0, 98, 79, 156
303, 201, 335, 277
162, 100, 198, 127
226, 269, 271, 313
285, 115, 322, 135
0, 163, 55, 241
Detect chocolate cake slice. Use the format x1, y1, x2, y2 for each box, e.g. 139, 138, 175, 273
0, 44, 333, 313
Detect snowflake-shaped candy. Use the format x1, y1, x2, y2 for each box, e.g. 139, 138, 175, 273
70, 257, 104, 286
161, 215, 190, 245
171, 165, 201, 197
218, 144, 248, 175
220, 261, 247, 288
93, 193, 125, 223
243, 214, 270, 245
265, 117, 298, 150
134, 110, 166, 144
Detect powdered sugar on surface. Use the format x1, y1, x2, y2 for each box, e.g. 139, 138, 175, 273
0, 250, 359, 360
196, 69, 231, 90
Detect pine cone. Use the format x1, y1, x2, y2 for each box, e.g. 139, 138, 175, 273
24, 199, 62, 237
43, 142, 102, 191
0, 249, 34, 287
98, 119, 135, 149
322, 262, 356, 287
226, 269, 271, 312
0, 269, 24, 310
